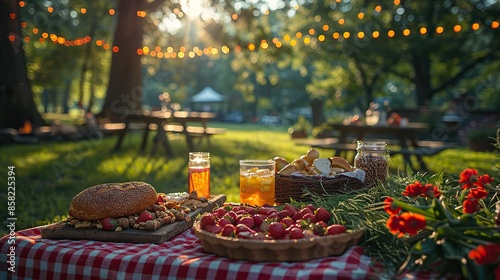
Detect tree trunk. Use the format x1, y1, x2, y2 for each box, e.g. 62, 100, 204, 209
97, 0, 147, 122
0, 0, 45, 129
412, 53, 433, 107
310, 98, 324, 127
62, 80, 71, 113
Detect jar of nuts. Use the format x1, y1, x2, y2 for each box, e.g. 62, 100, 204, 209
354, 141, 388, 187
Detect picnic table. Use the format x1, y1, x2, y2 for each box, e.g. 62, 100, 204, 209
113, 110, 225, 156
0, 225, 438, 279
306, 122, 455, 171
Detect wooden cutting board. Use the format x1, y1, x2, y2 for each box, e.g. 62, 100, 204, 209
41, 194, 226, 244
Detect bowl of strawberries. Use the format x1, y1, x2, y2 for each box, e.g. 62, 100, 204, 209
193, 203, 365, 262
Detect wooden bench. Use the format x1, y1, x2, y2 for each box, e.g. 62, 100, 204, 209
146, 124, 226, 150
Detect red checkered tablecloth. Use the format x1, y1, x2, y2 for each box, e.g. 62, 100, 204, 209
0, 226, 431, 279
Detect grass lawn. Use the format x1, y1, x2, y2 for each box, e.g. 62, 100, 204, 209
0, 122, 498, 236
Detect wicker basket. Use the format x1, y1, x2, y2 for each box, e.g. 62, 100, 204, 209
193, 221, 365, 262
275, 171, 365, 203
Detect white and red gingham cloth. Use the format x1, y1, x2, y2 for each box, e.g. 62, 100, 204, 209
0, 226, 434, 279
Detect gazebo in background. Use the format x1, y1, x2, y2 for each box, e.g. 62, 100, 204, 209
190, 87, 225, 117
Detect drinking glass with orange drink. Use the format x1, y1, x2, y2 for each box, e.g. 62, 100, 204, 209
239, 159, 275, 206
188, 152, 210, 199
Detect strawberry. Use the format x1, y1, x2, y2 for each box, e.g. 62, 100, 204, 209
299, 207, 313, 216
304, 204, 316, 211
240, 205, 257, 215
235, 224, 254, 234
327, 224, 347, 235
268, 222, 286, 239
316, 221, 328, 228
283, 204, 298, 217
225, 211, 238, 222
288, 227, 305, 239
222, 214, 235, 225
259, 218, 275, 232
136, 211, 153, 223
312, 222, 327, 236
213, 207, 227, 218
291, 212, 303, 222
199, 213, 216, 230
232, 205, 256, 215
257, 207, 277, 216
302, 213, 317, 224
296, 218, 312, 229
238, 216, 255, 229
217, 218, 232, 228
252, 214, 266, 228
267, 212, 281, 221
205, 224, 222, 234
220, 224, 236, 237
315, 207, 331, 223
276, 210, 291, 220
156, 194, 166, 204
281, 217, 294, 228
101, 217, 118, 231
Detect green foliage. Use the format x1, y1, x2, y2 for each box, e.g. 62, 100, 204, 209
291, 115, 311, 132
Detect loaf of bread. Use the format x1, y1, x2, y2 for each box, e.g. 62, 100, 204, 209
68, 181, 158, 221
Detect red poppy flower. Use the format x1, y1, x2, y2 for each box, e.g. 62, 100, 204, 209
467, 187, 488, 200
400, 212, 426, 235
423, 184, 441, 199
402, 181, 425, 198
384, 197, 402, 216
463, 198, 481, 214
477, 174, 494, 188
386, 215, 404, 237
459, 168, 478, 189
468, 243, 500, 265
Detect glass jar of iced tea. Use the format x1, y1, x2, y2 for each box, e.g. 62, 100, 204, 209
354, 141, 388, 187
239, 159, 275, 206
188, 152, 210, 198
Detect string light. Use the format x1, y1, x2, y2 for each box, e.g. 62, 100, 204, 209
14, 3, 499, 59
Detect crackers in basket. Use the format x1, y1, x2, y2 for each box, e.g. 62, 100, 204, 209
274, 148, 354, 177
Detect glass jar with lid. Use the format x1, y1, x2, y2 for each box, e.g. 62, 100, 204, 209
354, 141, 389, 187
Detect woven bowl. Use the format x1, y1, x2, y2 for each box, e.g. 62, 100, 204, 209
193, 221, 365, 262
275, 170, 365, 203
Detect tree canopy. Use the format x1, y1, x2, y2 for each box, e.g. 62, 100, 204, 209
2, 0, 499, 129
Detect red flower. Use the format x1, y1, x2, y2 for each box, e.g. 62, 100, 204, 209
459, 168, 479, 189
468, 243, 500, 265
400, 212, 427, 235
402, 181, 425, 198
463, 198, 481, 214
467, 187, 488, 200
383, 197, 402, 216
477, 174, 494, 188
386, 215, 404, 237
423, 184, 441, 199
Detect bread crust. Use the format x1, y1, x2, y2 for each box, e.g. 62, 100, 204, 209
273, 157, 289, 172
329, 157, 354, 172
68, 181, 158, 221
